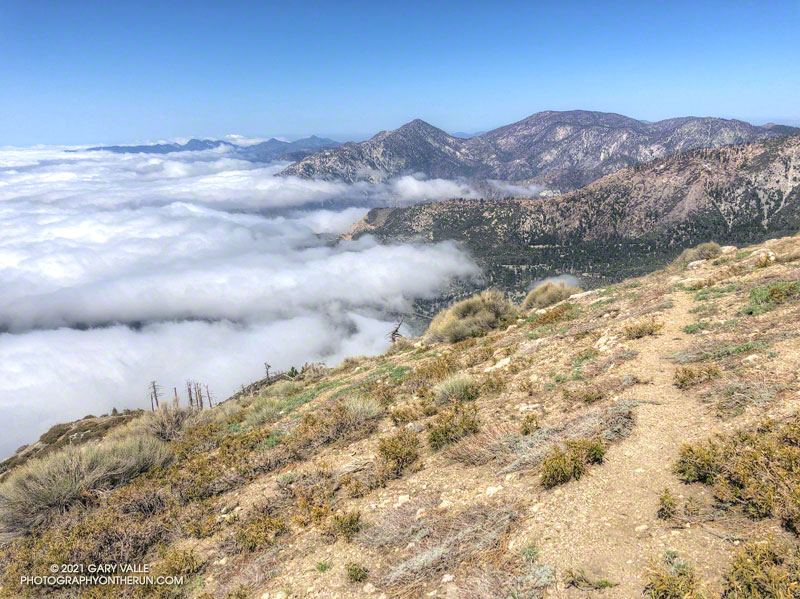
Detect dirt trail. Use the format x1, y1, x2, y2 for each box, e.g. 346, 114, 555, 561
530, 292, 728, 597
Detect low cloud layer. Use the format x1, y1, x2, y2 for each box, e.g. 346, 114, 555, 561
0, 145, 479, 457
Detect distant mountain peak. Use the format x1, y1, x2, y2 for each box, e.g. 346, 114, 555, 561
280, 110, 792, 189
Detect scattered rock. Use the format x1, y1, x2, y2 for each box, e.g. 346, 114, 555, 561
484, 357, 511, 372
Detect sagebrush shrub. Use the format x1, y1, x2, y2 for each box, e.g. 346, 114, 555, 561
522, 281, 581, 310
425, 290, 517, 343
671, 242, 721, 269
433, 373, 479, 405
0, 435, 171, 534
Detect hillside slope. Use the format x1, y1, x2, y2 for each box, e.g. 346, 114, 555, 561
2, 235, 800, 598
280, 110, 796, 191
350, 135, 800, 292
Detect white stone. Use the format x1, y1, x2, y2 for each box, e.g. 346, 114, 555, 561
394, 494, 410, 507
442, 574, 454, 583
687, 259, 707, 269
635, 524, 648, 532
484, 357, 511, 372
485, 486, 502, 496
720, 245, 737, 254
438, 498, 453, 509
364, 583, 377, 593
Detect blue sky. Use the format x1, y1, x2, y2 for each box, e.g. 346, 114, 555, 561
1, 0, 798, 145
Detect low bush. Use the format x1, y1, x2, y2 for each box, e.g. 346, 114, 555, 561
657, 488, 676, 520
673, 364, 721, 389
427, 405, 481, 450
425, 290, 517, 343
433, 373, 479, 405
522, 281, 582, 310
377, 429, 420, 478
520, 414, 540, 436
0, 435, 171, 534
623, 317, 663, 339
345, 562, 369, 583
643, 552, 706, 599
720, 537, 800, 598
326, 511, 364, 542
540, 438, 605, 489
528, 302, 577, 326
234, 504, 288, 551
741, 281, 800, 316
674, 415, 800, 530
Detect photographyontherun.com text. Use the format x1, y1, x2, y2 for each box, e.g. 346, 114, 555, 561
20, 563, 183, 587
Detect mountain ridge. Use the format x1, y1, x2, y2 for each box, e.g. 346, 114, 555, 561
348, 134, 800, 292
77, 135, 341, 162
281, 110, 799, 191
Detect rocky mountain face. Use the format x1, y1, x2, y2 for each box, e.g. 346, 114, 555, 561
80, 136, 340, 162
281, 111, 797, 192
349, 135, 800, 292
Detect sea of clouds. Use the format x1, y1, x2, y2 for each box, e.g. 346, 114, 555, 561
0, 144, 482, 458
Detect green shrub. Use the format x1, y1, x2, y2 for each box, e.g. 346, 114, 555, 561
425, 290, 517, 343
643, 552, 706, 598
528, 302, 578, 326
244, 397, 282, 428
741, 281, 800, 316
316, 560, 331, 572
235, 507, 288, 551
674, 416, 800, 530
0, 435, 171, 534
345, 562, 369, 583
326, 511, 364, 542
657, 489, 676, 520
433, 373, 479, 405
265, 380, 304, 397
522, 281, 581, 310
377, 430, 420, 478
427, 405, 481, 450
673, 364, 720, 389
540, 438, 605, 489
520, 414, 540, 436
720, 537, 800, 598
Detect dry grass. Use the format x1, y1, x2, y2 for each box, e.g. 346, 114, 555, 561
425, 289, 517, 343
361, 501, 517, 588
522, 281, 582, 310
